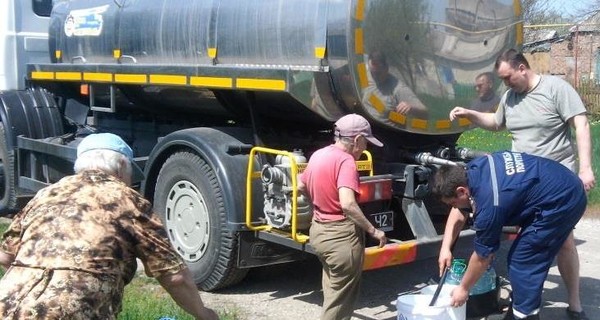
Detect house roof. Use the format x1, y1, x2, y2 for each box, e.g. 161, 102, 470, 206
523, 28, 564, 52
525, 28, 559, 43
570, 12, 600, 32
523, 12, 600, 52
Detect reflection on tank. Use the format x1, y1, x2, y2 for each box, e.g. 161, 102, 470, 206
362, 51, 429, 124
359, 0, 516, 133
470, 72, 500, 112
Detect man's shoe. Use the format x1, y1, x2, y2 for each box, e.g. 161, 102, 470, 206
502, 307, 513, 320
566, 308, 589, 320
502, 308, 540, 320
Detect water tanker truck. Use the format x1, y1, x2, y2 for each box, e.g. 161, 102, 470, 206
0, 0, 522, 290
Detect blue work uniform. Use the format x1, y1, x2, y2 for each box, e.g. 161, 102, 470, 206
467, 151, 586, 318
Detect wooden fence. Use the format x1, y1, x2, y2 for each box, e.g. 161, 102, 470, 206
577, 80, 600, 119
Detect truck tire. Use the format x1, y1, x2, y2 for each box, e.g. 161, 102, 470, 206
154, 151, 248, 291
0, 123, 17, 215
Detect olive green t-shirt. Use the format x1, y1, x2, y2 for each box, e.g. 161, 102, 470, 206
494, 75, 586, 172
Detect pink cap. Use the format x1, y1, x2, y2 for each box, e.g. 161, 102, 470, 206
334, 114, 383, 147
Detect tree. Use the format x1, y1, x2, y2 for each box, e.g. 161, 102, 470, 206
572, 0, 600, 19
522, 0, 570, 24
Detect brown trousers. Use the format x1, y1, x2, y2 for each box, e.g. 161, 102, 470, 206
310, 219, 365, 320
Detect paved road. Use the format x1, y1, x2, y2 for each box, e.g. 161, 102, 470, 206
201, 218, 600, 320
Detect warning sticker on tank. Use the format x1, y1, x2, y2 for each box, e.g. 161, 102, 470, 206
64, 5, 109, 37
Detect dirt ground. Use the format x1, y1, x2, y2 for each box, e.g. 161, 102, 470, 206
583, 204, 600, 219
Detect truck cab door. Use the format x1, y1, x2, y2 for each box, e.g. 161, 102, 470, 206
0, 0, 51, 90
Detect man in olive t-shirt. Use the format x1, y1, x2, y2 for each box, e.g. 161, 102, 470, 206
444, 49, 595, 320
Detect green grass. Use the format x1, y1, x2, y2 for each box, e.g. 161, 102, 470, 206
0, 222, 7, 278
456, 128, 512, 152
457, 122, 600, 205
119, 276, 239, 320
120, 276, 197, 320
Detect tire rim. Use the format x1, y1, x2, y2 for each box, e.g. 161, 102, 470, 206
165, 180, 210, 262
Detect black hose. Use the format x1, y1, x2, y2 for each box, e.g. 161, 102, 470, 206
429, 236, 458, 306
429, 267, 450, 306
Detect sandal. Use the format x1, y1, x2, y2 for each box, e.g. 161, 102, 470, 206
566, 308, 589, 320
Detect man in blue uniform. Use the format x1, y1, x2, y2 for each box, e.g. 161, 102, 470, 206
432, 151, 587, 320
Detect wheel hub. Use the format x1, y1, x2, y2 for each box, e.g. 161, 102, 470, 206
165, 180, 210, 262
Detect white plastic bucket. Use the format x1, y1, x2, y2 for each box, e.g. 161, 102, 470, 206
420, 284, 457, 298
396, 293, 466, 320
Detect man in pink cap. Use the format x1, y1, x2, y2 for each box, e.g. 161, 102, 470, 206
298, 114, 387, 320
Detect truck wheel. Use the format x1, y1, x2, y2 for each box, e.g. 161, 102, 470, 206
154, 151, 248, 291
0, 123, 17, 215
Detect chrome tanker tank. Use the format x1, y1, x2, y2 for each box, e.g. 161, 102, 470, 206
48, 0, 520, 139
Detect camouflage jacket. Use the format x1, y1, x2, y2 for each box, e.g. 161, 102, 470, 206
0, 170, 184, 319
